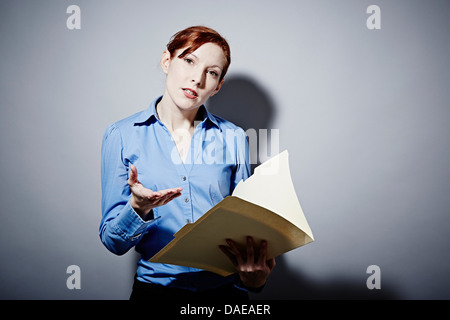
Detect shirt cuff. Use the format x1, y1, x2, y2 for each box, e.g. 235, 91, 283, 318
113, 201, 159, 241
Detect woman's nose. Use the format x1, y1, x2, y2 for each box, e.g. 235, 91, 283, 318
191, 69, 205, 87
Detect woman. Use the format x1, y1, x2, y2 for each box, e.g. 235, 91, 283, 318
100, 26, 275, 300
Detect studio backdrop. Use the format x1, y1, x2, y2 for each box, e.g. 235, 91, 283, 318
1, 0, 449, 299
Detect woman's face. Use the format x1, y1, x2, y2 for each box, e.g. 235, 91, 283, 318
161, 42, 226, 111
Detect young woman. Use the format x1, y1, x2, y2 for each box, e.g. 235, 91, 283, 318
100, 26, 275, 300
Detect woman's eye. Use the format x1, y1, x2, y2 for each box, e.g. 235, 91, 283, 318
208, 70, 219, 77
184, 58, 193, 64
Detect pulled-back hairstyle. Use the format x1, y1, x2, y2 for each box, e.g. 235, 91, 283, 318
166, 26, 231, 81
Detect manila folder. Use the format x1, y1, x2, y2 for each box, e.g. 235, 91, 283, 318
149, 150, 314, 277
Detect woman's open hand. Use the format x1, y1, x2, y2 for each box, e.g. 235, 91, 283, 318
128, 164, 182, 220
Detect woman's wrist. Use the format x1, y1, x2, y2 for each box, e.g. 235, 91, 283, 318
130, 197, 152, 220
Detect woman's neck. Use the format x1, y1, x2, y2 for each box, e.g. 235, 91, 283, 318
156, 95, 199, 133
156, 94, 201, 164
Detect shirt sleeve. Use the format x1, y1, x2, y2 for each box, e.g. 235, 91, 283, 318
99, 123, 157, 255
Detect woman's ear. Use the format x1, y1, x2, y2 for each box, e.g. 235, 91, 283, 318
210, 78, 225, 97
160, 50, 171, 74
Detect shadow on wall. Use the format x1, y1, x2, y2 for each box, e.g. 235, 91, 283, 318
250, 256, 400, 300
207, 74, 274, 131
208, 75, 400, 300
207, 74, 275, 174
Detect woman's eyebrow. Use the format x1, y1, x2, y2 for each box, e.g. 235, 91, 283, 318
188, 53, 198, 59
189, 53, 223, 70
209, 65, 223, 70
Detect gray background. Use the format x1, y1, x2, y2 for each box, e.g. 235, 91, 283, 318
1, 0, 449, 299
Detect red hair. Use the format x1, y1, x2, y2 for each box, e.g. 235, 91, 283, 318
166, 26, 231, 81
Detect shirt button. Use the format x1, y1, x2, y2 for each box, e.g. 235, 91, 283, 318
182, 176, 186, 181
184, 197, 189, 203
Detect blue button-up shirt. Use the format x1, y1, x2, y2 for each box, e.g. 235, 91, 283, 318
100, 96, 250, 291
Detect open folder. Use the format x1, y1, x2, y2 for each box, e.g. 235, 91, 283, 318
149, 150, 314, 276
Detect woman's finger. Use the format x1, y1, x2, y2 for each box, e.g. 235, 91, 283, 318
226, 239, 244, 266
128, 165, 138, 185
257, 240, 268, 266
267, 258, 276, 271
246, 236, 255, 264
128, 165, 159, 199
161, 191, 182, 205
153, 190, 179, 205
218, 245, 238, 267
157, 187, 183, 198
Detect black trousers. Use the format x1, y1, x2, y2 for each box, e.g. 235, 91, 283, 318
129, 277, 249, 301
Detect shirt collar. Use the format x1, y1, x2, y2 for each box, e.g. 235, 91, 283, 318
133, 96, 161, 125
134, 95, 220, 130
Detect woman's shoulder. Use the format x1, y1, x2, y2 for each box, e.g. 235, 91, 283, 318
207, 112, 246, 134
115, 109, 149, 127
111, 97, 159, 130
103, 109, 150, 142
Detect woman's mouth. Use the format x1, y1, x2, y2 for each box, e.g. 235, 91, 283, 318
182, 88, 198, 99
